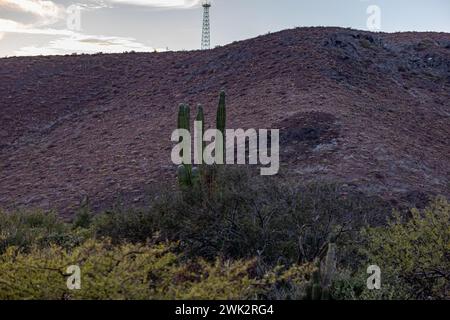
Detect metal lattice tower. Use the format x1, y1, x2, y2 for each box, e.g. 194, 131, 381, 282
201, 0, 211, 50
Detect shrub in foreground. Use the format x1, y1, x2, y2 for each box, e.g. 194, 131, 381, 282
331, 197, 450, 300
0, 239, 315, 300
0, 209, 86, 253
362, 197, 450, 299
2, 167, 447, 300
92, 167, 387, 266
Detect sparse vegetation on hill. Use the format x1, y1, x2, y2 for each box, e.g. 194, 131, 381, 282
1, 27, 449, 215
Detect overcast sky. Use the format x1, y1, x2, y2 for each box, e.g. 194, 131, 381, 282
0, 0, 449, 57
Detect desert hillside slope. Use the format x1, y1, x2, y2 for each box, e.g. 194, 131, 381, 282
1, 27, 449, 216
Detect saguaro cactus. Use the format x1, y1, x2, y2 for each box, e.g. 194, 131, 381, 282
310, 269, 323, 300
185, 104, 191, 129
175, 92, 227, 189
196, 105, 205, 131
216, 91, 226, 163
321, 243, 337, 289
196, 104, 205, 157
178, 104, 190, 133
177, 104, 192, 186
305, 242, 337, 300
177, 165, 190, 186
216, 91, 226, 137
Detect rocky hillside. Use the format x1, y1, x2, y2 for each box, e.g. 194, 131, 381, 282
1, 27, 449, 216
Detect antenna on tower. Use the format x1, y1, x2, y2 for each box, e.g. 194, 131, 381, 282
201, 0, 211, 50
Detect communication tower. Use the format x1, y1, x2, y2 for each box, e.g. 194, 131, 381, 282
201, 1, 211, 50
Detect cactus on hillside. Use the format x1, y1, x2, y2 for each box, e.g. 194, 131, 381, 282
216, 91, 226, 163
196, 104, 205, 159
216, 91, 226, 135
178, 104, 190, 133
176, 92, 227, 189
177, 104, 192, 186
321, 242, 337, 289
196, 104, 205, 128
310, 269, 322, 300
216, 91, 227, 151
304, 242, 337, 300
177, 165, 189, 186
185, 104, 191, 129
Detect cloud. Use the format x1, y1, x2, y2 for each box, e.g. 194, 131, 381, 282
0, 0, 63, 25
14, 33, 157, 56
0, 0, 66, 41
0, 0, 181, 56
0, 18, 74, 35
104, 0, 202, 8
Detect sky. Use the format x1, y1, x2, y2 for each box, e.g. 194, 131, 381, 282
0, 0, 449, 57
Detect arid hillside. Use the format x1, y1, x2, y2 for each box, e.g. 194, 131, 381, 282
1, 27, 449, 216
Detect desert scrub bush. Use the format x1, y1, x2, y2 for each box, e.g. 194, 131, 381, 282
0, 209, 86, 253
92, 166, 386, 266
168, 167, 385, 265
0, 238, 312, 300
91, 189, 177, 244
258, 262, 317, 300
360, 197, 450, 300
330, 197, 450, 300
329, 266, 406, 300
415, 39, 436, 51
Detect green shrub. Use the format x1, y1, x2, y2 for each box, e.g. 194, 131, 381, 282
259, 262, 316, 300
91, 187, 176, 243
332, 197, 450, 300
93, 167, 386, 266
0, 209, 85, 253
72, 198, 94, 230
361, 197, 450, 300
359, 39, 372, 49
2, 173, 446, 300
415, 39, 436, 51
330, 266, 408, 300
0, 239, 313, 300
